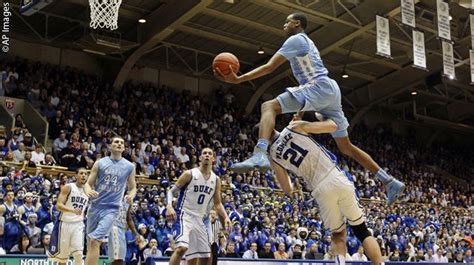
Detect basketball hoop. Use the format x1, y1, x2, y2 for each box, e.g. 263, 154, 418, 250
89, 0, 122, 30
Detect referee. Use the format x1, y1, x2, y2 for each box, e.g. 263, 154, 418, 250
209, 209, 222, 265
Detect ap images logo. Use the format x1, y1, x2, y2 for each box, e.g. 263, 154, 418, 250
4, 98, 15, 110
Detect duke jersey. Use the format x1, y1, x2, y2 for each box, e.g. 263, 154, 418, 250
20, 204, 36, 222
176, 168, 217, 217
270, 127, 342, 191
93, 157, 134, 208
59, 183, 88, 223
277, 33, 328, 85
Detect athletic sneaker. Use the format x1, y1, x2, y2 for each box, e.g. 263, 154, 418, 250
229, 147, 271, 173
386, 179, 405, 206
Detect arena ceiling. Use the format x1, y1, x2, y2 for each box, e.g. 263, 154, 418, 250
8, 0, 474, 137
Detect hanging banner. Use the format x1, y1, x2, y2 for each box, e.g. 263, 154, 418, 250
442, 41, 455, 78
401, 0, 416, 28
470, 50, 474, 84
412, 30, 426, 70
376, 15, 391, 58
470, 14, 474, 49
437, 0, 451, 40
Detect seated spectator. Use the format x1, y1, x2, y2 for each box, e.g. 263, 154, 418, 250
13, 143, 26, 162
10, 234, 31, 254
242, 242, 258, 259
40, 153, 56, 166
0, 137, 8, 160
143, 239, 162, 260
31, 144, 45, 164
305, 243, 324, 260
258, 242, 274, 259
53, 130, 68, 156
274, 243, 289, 260
351, 246, 368, 261
22, 132, 35, 151
221, 241, 240, 258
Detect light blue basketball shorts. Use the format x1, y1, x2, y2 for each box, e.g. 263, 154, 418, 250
86, 206, 120, 242
108, 225, 126, 261
277, 76, 349, 138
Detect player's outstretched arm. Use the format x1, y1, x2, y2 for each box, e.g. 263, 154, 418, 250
84, 161, 99, 198
56, 184, 81, 215
270, 160, 294, 196
213, 177, 232, 232
126, 206, 138, 237
166, 170, 192, 222
125, 166, 137, 204
216, 53, 287, 84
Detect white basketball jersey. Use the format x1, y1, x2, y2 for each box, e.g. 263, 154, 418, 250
270, 127, 343, 191
176, 168, 217, 217
59, 183, 88, 223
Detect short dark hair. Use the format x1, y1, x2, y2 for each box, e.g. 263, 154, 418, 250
291, 13, 307, 30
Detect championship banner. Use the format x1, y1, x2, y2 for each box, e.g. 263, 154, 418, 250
376, 15, 391, 58
470, 14, 474, 49
470, 50, 474, 84
437, 0, 451, 40
401, 0, 416, 28
442, 41, 455, 78
412, 30, 427, 70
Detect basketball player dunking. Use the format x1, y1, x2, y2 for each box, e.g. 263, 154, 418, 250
166, 148, 231, 265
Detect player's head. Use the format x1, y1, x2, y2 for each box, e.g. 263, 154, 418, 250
199, 147, 215, 166
111, 136, 125, 154
75, 167, 89, 185
284, 13, 307, 36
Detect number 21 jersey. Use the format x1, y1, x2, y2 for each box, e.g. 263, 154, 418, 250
270, 127, 341, 191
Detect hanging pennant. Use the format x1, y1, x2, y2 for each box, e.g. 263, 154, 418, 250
412, 30, 426, 70
376, 15, 391, 58
401, 0, 416, 28
442, 41, 455, 78
470, 14, 474, 49
470, 50, 474, 84
437, 0, 451, 41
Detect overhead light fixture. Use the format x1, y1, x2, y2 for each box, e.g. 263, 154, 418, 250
83, 49, 106, 56
224, 0, 235, 3
449, 75, 454, 80
411, 91, 417, 95
257, 46, 264, 54
138, 18, 146, 23
449, 15, 452, 20
342, 71, 349, 79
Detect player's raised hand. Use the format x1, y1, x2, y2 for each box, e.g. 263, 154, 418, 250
214, 66, 241, 84
166, 205, 177, 223
86, 189, 99, 198
73, 207, 82, 215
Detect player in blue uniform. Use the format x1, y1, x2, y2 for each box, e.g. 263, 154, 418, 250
216, 12, 404, 205
84, 136, 137, 265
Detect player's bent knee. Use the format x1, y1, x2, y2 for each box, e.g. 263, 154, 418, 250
350, 222, 372, 243
261, 99, 281, 112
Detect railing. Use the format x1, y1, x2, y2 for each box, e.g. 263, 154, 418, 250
1, 161, 470, 214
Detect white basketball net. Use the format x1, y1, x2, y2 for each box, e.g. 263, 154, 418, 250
89, 0, 122, 30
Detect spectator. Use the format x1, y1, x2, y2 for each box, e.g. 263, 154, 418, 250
143, 239, 162, 260
13, 143, 26, 162
305, 243, 324, 260
10, 234, 31, 254
24, 213, 41, 247
53, 130, 68, 156
31, 144, 45, 164
351, 246, 368, 262
258, 242, 274, 259
242, 242, 258, 259
22, 132, 35, 151
274, 243, 289, 260
222, 242, 240, 258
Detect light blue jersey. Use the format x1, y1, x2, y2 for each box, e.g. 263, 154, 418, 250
276, 32, 349, 138
92, 157, 134, 209
277, 33, 328, 85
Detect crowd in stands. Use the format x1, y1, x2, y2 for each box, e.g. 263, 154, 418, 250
0, 57, 472, 263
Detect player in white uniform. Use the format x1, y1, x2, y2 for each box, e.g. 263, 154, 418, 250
47, 168, 89, 265
166, 148, 232, 265
269, 112, 383, 265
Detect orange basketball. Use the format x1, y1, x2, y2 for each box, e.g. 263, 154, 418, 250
213, 52, 240, 76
